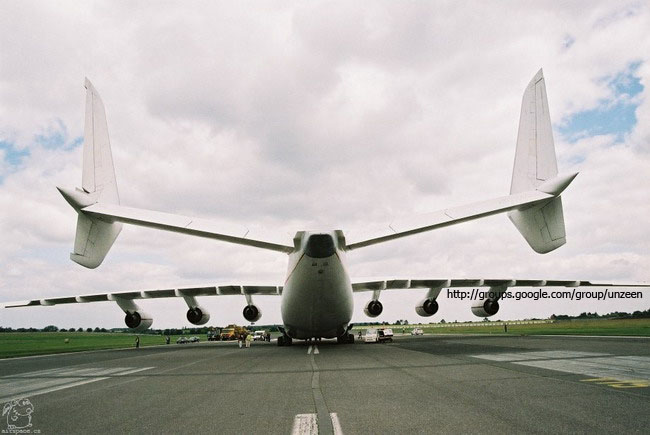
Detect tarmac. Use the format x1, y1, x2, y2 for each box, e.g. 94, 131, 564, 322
1, 334, 649, 434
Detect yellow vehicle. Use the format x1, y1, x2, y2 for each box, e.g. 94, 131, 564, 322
219, 324, 247, 340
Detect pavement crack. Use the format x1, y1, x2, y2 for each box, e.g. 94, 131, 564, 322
310, 353, 334, 435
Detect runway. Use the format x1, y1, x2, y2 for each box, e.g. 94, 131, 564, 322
1, 335, 649, 434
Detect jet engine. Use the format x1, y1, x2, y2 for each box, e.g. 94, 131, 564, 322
471, 299, 500, 317
415, 298, 439, 317
186, 307, 210, 325
124, 311, 153, 332
364, 300, 383, 317
243, 304, 262, 322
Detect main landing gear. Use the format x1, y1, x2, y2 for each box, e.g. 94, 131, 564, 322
277, 335, 293, 346
337, 333, 355, 344
277, 327, 293, 346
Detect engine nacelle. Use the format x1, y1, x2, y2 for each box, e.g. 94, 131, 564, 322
471, 299, 500, 317
124, 311, 153, 332
415, 298, 439, 317
187, 307, 210, 325
364, 300, 383, 318
243, 304, 262, 322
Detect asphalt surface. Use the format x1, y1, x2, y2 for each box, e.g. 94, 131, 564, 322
1, 334, 649, 434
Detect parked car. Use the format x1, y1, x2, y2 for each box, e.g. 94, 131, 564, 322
189, 336, 200, 343
253, 330, 266, 341
176, 337, 189, 344
411, 328, 424, 335
378, 328, 394, 342
207, 329, 221, 341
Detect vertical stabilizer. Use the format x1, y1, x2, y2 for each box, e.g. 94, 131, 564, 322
83, 78, 120, 204
508, 69, 566, 253
59, 79, 122, 268
510, 69, 558, 194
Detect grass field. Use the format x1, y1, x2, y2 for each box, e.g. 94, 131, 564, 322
353, 318, 650, 337
0, 332, 188, 359
2, 318, 649, 359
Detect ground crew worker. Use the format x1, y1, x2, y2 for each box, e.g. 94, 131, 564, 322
238, 334, 243, 348
245, 333, 253, 348
165, 335, 170, 345
135, 336, 140, 349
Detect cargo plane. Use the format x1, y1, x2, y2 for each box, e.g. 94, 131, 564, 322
5, 70, 646, 345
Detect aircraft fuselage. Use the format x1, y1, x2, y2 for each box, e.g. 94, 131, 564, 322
281, 231, 353, 339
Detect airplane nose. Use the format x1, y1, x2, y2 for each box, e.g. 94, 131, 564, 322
305, 234, 335, 258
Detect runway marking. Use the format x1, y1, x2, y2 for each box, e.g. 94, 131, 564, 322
313, 345, 320, 355
0, 366, 154, 402
291, 413, 343, 435
516, 356, 650, 386
292, 413, 317, 435
330, 413, 343, 435
472, 351, 650, 389
471, 351, 608, 362
308, 345, 313, 354
581, 378, 650, 389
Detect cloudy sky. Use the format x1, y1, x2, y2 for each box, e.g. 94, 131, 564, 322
1, 1, 648, 330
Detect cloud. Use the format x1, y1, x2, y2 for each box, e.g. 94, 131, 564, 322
0, 1, 649, 329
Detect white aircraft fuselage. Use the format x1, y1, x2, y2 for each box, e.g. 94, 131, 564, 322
282, 231, 353, 339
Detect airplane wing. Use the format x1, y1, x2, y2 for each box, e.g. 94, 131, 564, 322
3, 284, 283, 308
351, 278, 649, 291
352, 278, 648, 318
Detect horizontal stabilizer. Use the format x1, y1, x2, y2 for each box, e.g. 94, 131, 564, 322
81, 202, 294, 253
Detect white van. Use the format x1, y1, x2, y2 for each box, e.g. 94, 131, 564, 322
253, 330, 266, 341
364, 328, 379, 343
365, 328, 393, 343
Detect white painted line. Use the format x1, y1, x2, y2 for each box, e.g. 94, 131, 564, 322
116, 366, 155, 376
330, 412, 343, 435
516, 356, 650, 381
292, 413, 318, 435
0, 376, 113, 402
471, 351, 609, 362
313, 346, 319, 355
0, 342, 179, 362
0, 366, 154, 402
307, 345, 313, 355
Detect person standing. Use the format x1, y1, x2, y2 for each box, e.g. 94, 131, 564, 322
135, 336, 140, 349
245, 333, 253, 348
238, 334, 243, 349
